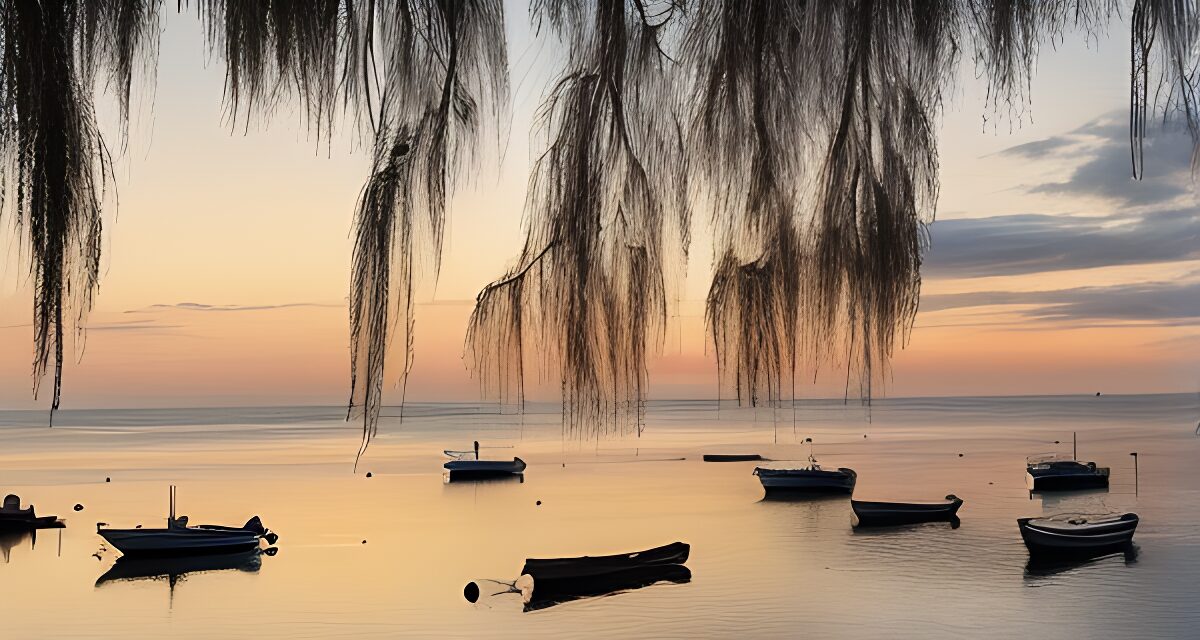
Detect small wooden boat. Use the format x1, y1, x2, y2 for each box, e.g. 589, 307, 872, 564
97, 487, 276, 557
753, 463, 856, 495
520, 542, 690, 609
444, 456, 526, 479
703, 454, 763, 462
0, 494, 64, 531
851, 495, 964, 527
1026, 454, 1109, 491
1017, 513, 1138, 557
520, 541, 690, 581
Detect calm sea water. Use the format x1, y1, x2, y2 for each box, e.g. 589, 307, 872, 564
1, 394, 1198, 639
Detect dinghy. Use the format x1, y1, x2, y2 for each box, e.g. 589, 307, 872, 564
0, 494, 63, 531
1017, 513, 1138, 557
753, 460, 856, 495
1025, 455, 1110, 491
852, 495, 963, 527
97, 487, 276, 557
520, 542, 690, 610
444, 457, 527, 479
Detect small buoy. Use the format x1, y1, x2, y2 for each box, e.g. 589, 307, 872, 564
536, 500, 542, 506
105, 477, 110, 483
365, 472, 373, 478
957, 453, 963, 458
1096, 392, 1101, 397
361, 539, 367, 544
863, 434, 867, 439
1054, 440, 1060, 444
135, 524, 142, 529
988, 481, 994, 485
73, 503, 84, 512
464, 582, 481, 603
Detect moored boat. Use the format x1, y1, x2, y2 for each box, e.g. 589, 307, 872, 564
0, 494, 63, 531
1026, 454, 1110, 491
753, 463, 856, 495
519, 542, 690, 610
703, 454, 763, 462
97, 487, 276, 557
851, 495, 963, 527
1017, 513, 1138, 557
444, 456, 527, 479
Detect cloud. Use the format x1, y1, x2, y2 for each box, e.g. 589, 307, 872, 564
127, 302, 341, 314
925, 208, 1200, 278
1006, 112, 1193, 207
84, 319, 185, 332
921, 279, 1200, 326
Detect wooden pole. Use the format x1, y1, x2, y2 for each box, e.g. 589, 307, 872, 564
1073, 431, 1077, 460
1130, 452, 1138, 496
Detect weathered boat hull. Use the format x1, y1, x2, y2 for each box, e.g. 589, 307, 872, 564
1018, 514, 1138, 557
852, 495, 963, 527
519, 542, 691, 611
754, 467, 857, 495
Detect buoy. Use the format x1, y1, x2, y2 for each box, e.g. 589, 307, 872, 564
536, 500, 542, 506
73, 504, 84, 512
366, 472, 373, 478
957, 453, 963, 458
464, 582, 481, 603
361, 539, 367, 544
105, 477, 111, 483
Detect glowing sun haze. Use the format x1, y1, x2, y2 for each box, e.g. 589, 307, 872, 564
0, 6, 1196, 410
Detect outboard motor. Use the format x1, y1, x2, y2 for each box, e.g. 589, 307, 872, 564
243, 515, 267, 536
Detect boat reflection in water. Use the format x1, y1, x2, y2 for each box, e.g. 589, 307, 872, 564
95, 547, 277, 589
1025, 545, 1139, 579
1, 530, 33, 563
465, 542, 691, 612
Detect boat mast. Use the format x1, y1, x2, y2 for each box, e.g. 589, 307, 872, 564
169, 485, 175, 528
1072, 432, 1077, 461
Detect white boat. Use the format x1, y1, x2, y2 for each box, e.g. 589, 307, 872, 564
97, 487, 275, 557
753, 459, 856, 495
1017, 513, 1138, 557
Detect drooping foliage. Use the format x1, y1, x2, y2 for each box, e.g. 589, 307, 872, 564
4, 1, 1200, 448
466, 0, 687, 437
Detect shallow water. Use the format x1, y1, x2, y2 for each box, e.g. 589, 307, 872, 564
1, 394, 1197, 638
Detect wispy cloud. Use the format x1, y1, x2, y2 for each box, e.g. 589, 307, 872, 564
126, 302, 342, 314
921, 280, 1200, 326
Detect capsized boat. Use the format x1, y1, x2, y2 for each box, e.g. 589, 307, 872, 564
444, 457, 526, 479
0, 494, 64, 531
520, 542, 690, 610
753, 458, 856, 495
1017, 513, 1138, 557
851, 494, 964, 527
97, 486, 277, 557
1026, 454, 1110, 491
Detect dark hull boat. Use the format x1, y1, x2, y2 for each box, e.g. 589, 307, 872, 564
97, 487, 276, 557
852, 495, 964, 527
444, 457, 526, 480
0, 494, 64, 531
1018, 513, 1138, 558
519, 542, 690, 611
703, 454, 763, 462
753, 466, 857, 495
1026, 456, 1109, 492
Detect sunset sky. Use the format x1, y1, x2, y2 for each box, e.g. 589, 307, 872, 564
1, 6, 1197, 410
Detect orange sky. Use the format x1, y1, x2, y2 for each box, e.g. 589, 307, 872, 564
1, 7, 1197, 410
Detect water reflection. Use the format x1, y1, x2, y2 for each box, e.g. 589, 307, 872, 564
1024, 546, 1138, 580
95, 547, 276, 589
1, 530, 33, 563
444, 472, 525, 484
523, 564, 692, 611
